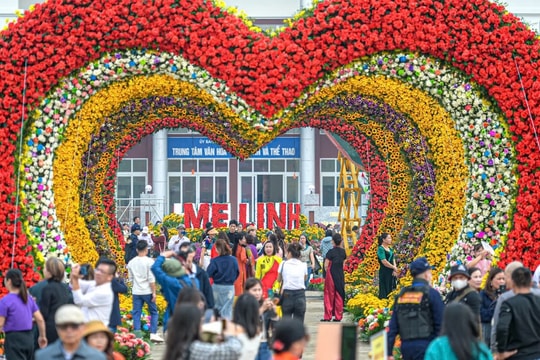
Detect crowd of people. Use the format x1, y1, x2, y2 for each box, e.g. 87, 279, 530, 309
386, 255, 540, 360
4, 216, 538, 360
0, 219, 345, 360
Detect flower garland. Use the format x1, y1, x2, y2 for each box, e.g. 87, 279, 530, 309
52, 75, 253, 262
80, 101, 258, 261
22, 50, 508, 272
80, 114, 397, 264
289, 98, 438, 271
1, 0, 539, 291
289, 76, 468, 276
82, 94, 427, 270
303, 55, 516, 270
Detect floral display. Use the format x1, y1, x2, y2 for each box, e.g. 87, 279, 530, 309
0, 0, 538, 298
18, 47, 513, 280
357, 308, 392, 341
308, 277, 325, 291
113, 328, 152, 359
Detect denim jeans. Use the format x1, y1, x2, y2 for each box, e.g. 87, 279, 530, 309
305, 267, 313, 288
213, 284, 235, 319
255, 341, 272, 360
132, 293, 159, 334
281, 289, 306, 323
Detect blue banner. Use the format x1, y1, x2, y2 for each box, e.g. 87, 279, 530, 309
168, 137, 300, 159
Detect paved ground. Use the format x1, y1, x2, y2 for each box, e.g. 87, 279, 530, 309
149, 291, 370, 359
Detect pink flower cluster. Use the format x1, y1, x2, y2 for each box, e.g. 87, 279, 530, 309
114, 328, 151, 359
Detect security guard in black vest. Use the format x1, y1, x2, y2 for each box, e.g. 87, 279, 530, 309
387, 257, 445, 360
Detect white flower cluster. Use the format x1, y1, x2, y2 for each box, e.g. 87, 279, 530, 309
292, 53, 516, 270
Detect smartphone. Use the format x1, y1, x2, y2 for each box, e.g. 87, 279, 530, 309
267, 289, 274, 299
80, 264, 89, 276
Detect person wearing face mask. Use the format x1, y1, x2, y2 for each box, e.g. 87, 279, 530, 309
387, 257, 445, 360
445, 264, 481, 319
168, 223, 190, 253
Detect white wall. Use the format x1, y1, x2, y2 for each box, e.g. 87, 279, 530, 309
503, 0, 540, 32
0, 0, 18, 25
223, 0, 301, 18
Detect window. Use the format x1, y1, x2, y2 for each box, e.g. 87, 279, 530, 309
287, 176, 299, 202
168, 159, 229, 212
254, 160, 268, 172
320, 158, 341, 207
257, 175, 283, 202
239, 160, 252, 172
238, 157, 299, 222
270, 159, 285, 172
168, 160, 181, 172
286, 159, 299, 172
115, 159, 148, 206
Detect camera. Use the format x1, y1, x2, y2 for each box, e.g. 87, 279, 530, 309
496, 284, 506, 295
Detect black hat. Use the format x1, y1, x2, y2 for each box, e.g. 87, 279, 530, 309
449, 264, 470, 280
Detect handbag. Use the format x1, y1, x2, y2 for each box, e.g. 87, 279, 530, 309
313, 257, 322, 275
274, 261, 286, 306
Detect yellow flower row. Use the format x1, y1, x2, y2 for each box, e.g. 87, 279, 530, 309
295, 76, 467, 279
311, 76, 467, 310
53, 74, 264, 262
347, 292, 390, 316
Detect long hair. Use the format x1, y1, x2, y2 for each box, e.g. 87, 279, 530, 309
6, 269, 28, 304
268, 234, 279, 252
233, 294, 260, 339
483, 267, 504, 300
162, 226, 170, 242
46, 257, 65, 282
231, 232, 244, 257
215, 238, 232, 256
164, 304, 202, 360
441, 303, 487, 360
217, 231, 230, 244
274, 227, 286, 253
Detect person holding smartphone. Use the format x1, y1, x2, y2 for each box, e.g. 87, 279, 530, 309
479, 267, 506, 346
244, 278, 278, 360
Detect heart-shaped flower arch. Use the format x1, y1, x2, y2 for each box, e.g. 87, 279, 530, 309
0, 0, 539, 291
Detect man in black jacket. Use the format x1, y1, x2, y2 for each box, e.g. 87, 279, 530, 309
445, 264, 481, 317
496, 267, 540, 360
226, 219, 239, 245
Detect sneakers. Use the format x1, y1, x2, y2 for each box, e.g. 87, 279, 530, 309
150, 333, 165, 343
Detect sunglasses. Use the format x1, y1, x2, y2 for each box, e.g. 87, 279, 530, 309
57, 323, 81, 331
